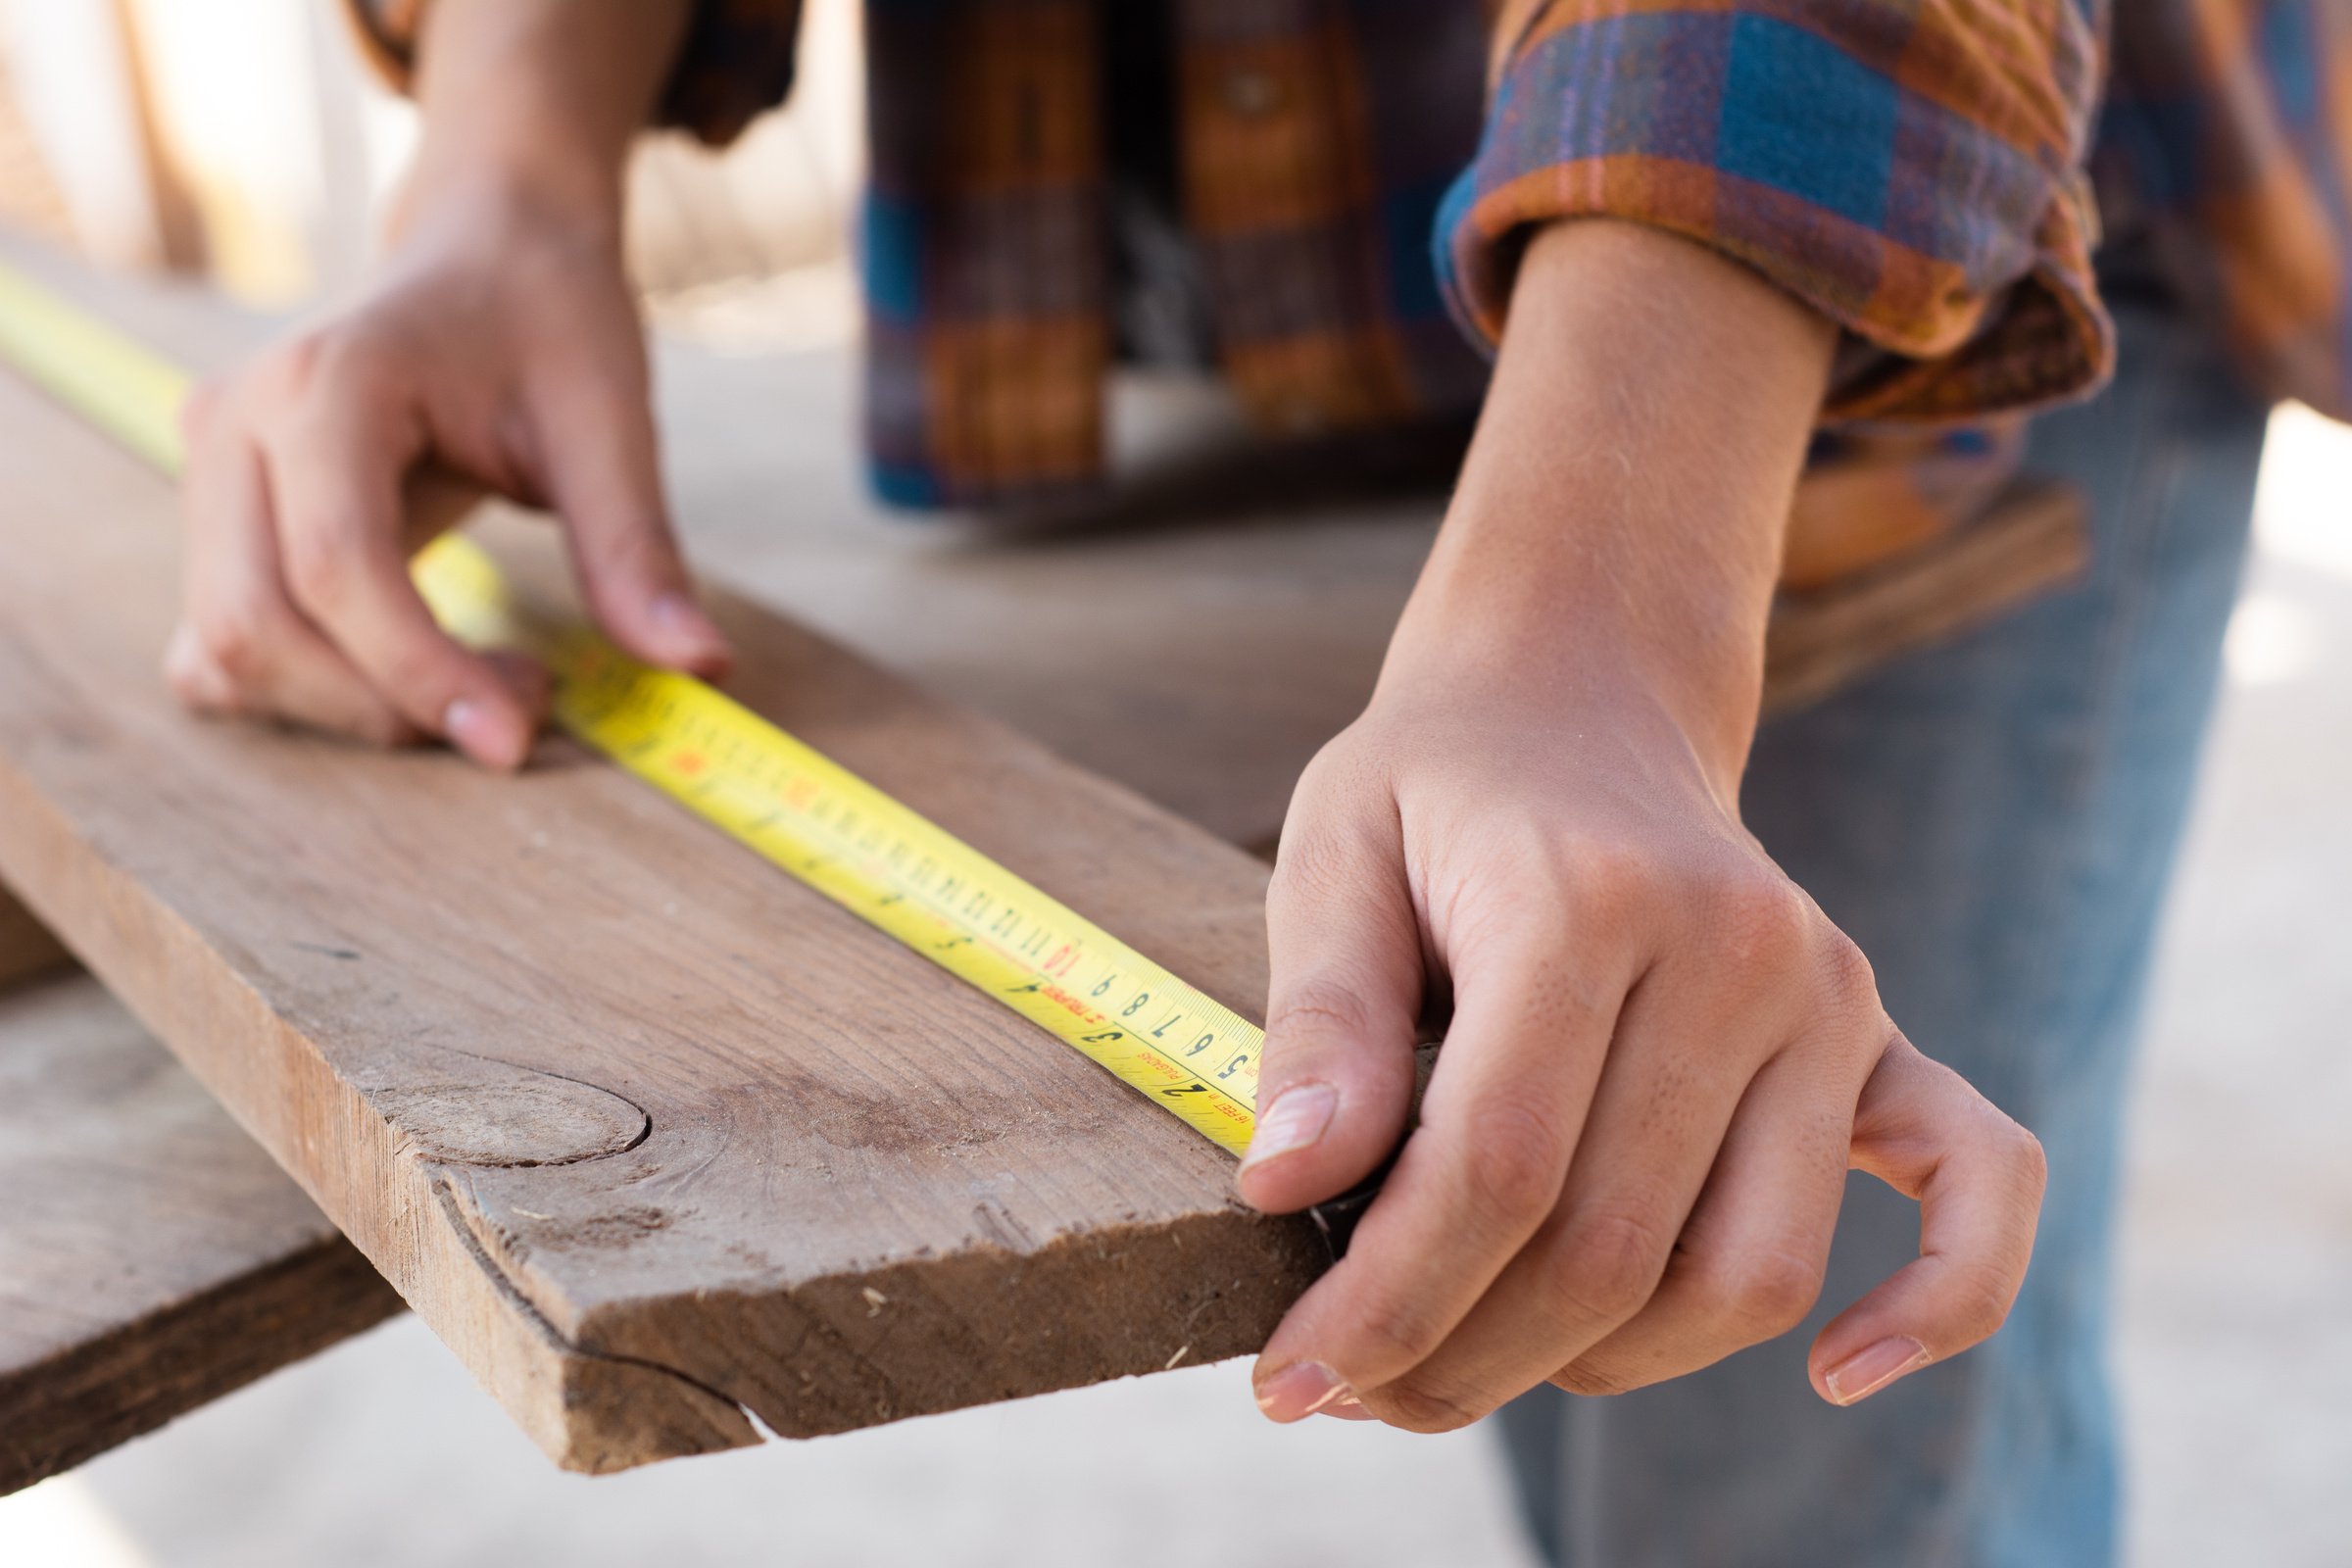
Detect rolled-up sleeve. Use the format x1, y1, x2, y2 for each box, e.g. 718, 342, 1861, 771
1438, 0, 2113, 423
344, 0, 802, 147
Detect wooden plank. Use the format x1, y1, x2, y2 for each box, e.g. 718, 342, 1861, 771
0, 972, 401, 1494
0, 354, 1330, 1471
0, 882, 72, 993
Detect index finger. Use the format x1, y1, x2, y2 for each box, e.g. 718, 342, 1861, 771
266, 368, 539, 769
1251, 920, 1635, 1422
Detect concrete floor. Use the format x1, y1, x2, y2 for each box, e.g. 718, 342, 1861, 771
2, 409, 2346, 1566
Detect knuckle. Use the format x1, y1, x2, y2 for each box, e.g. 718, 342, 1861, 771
1264, 980, 1378, 1052
263, 330, 331, 397
1544, 1208, 1671, 1325
605, 514, 684, 579
1711, 867, 1815, 978
1818, 932, 1880, 1014
262, 327, 402, 442
276, 325, 376, 395
194, 602, 275, 682
1373, 1381, 1485, 1435
1552, 1359, 1642, 1398
1562, 837, 1651, 913
1268, 818, 1373, 908
1348, 1291, 1449, 1370
1690, 1245, 1824, 1339
1457, 1102, 1571, 1226
279, 530, 358, 612
1947, 1264, 2021, 1346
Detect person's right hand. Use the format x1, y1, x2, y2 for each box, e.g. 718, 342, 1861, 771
166, 190, 730, 769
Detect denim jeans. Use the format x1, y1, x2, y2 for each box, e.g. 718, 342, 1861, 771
1495, 297, 2272, 1567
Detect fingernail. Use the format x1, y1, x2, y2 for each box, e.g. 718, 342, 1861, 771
1238, 1084, 1338, 1176
652, 592, 729, 668
444, 698, 525, 771
1254, 1361, 1352, 1423
1316, 1395, 1377, 1422
1824, 1337, 1932, 1405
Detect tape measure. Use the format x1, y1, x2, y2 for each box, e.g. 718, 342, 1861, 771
0, 259, 1264, 1157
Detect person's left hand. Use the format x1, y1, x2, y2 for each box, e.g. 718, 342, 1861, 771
1233, 219, 2047, 1430
1237, 648, 2046, 1428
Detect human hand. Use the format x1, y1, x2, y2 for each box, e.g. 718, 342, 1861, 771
1241, 652, 2045, 1427
1237, 220, 2045, 1429
165, 0, 716, 768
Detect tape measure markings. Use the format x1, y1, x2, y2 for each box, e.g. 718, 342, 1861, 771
0, 259, 1262, 1156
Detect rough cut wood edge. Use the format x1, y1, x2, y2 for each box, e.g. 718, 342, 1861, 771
0, 278, 1331, 1472
0, 765, 762, 1473
1763, 480, 2090, 717
0, 595, 1328, 1468
0, 410, 1326, 1473
0, 882, 72, 994
1, 1237, 398, 1494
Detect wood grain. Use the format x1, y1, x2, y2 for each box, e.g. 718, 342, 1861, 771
0, 973, 402, 1494
0, 353, 1332, 1470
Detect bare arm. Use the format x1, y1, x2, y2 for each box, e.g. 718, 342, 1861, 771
1247, 220, 2046, 1425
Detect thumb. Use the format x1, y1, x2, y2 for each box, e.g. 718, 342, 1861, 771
526, 358, 732, 676
1807, 1034, 2048, 1406
1239, 777, 1425, 1214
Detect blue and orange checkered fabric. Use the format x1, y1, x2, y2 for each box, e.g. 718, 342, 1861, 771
351, 0, 2350, 571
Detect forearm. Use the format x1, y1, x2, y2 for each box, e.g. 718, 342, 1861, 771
1393, 220, 1836, 797
394, 0, 693, 243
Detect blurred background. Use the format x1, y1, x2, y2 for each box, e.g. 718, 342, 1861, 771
0, 3, 2344, 1564
0, 0, 864, 343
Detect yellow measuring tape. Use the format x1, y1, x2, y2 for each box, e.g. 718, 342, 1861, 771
0, 260, 1263, 1156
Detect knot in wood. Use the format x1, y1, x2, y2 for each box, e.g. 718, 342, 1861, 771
374, 1077, 649, 1166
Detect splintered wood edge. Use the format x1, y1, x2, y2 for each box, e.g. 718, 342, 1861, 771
1762, 480, 2090, 716
490, 1182, 1334, 1442
0, 762, 760, 1473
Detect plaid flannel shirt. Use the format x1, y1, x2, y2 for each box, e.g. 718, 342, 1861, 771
351, 0, 2350, 585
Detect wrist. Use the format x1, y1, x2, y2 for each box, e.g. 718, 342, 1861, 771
1387, 220, 1835, 795
389, 0, 691, 251
1384, 553, 1763, 801
392, 158, 625, 261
